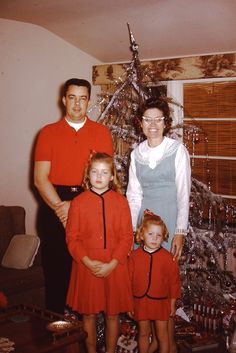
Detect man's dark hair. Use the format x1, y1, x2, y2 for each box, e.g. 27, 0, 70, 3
63, 78, 91, 99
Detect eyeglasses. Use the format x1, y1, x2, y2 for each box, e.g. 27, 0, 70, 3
142, 116, 165, 124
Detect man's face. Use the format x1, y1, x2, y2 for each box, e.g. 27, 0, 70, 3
62, 85, 90, 123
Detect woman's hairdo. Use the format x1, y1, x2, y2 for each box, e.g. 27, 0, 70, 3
138, 97, 173, 135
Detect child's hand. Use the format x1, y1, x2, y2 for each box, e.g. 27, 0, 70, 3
82, 256, 103, 274
94, 263, 113, 277
127, 311, 134, 319
94, 259, 118, 278
89, 260, 104, 274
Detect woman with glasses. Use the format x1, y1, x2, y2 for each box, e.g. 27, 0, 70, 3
126, 98, 191, 353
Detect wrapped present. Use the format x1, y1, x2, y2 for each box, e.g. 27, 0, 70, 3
116, 334, 138, 353
117, 318, 138, 353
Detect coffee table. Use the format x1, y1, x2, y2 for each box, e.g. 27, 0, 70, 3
0, 304, 87, 353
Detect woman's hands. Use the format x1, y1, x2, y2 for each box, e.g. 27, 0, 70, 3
171, 234, 185, 261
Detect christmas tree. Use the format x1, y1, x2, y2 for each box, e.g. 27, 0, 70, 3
91, 24, 236, 348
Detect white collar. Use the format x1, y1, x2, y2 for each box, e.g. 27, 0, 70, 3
144, 245, 160, 253
66, 117, 87, 131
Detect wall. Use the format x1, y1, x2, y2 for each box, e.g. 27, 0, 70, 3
0, 18, 101, 235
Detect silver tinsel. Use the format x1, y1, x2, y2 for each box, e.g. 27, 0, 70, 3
92, 24, 236, 348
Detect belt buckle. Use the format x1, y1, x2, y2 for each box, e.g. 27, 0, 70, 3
71, 187, 78, 192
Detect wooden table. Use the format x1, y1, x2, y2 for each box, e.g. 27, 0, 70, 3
0, 304, 87, 353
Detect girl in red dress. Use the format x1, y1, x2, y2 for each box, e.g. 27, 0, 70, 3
129, 210, 181, 353
66, 152, 133, 353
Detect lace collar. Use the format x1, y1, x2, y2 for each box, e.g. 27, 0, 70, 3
134, 137, 180, 168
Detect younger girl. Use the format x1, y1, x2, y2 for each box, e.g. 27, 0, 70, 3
129, 210, 181, 353
66, 152, 133, 353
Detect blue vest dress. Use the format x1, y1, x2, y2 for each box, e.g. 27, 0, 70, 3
134, 141, 180, 251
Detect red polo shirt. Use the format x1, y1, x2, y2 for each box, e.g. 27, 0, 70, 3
34, 117, 113, 185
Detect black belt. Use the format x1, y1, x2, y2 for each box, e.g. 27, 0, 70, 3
54, 185, 84, 193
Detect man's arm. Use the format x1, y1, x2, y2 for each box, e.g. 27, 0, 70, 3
34, 161, 70, 226
34, 161, 60, 208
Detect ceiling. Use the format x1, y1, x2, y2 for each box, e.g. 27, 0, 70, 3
1, 0, 236, 63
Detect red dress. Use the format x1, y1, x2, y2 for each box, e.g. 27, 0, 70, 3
66, 189, 134, 315
129, 247, 181, 321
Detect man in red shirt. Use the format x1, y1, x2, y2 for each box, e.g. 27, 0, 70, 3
34, 78, 113, 314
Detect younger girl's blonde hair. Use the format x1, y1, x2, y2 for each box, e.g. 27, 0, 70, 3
136, 210, 169, 244
82, 152, 122, 194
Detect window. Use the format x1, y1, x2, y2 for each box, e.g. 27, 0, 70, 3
183, 81, 236, 209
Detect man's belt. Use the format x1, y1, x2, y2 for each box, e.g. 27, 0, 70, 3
54, 185, 84, 193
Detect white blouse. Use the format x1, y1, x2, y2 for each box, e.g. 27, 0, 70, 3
126, 137, 191, 234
